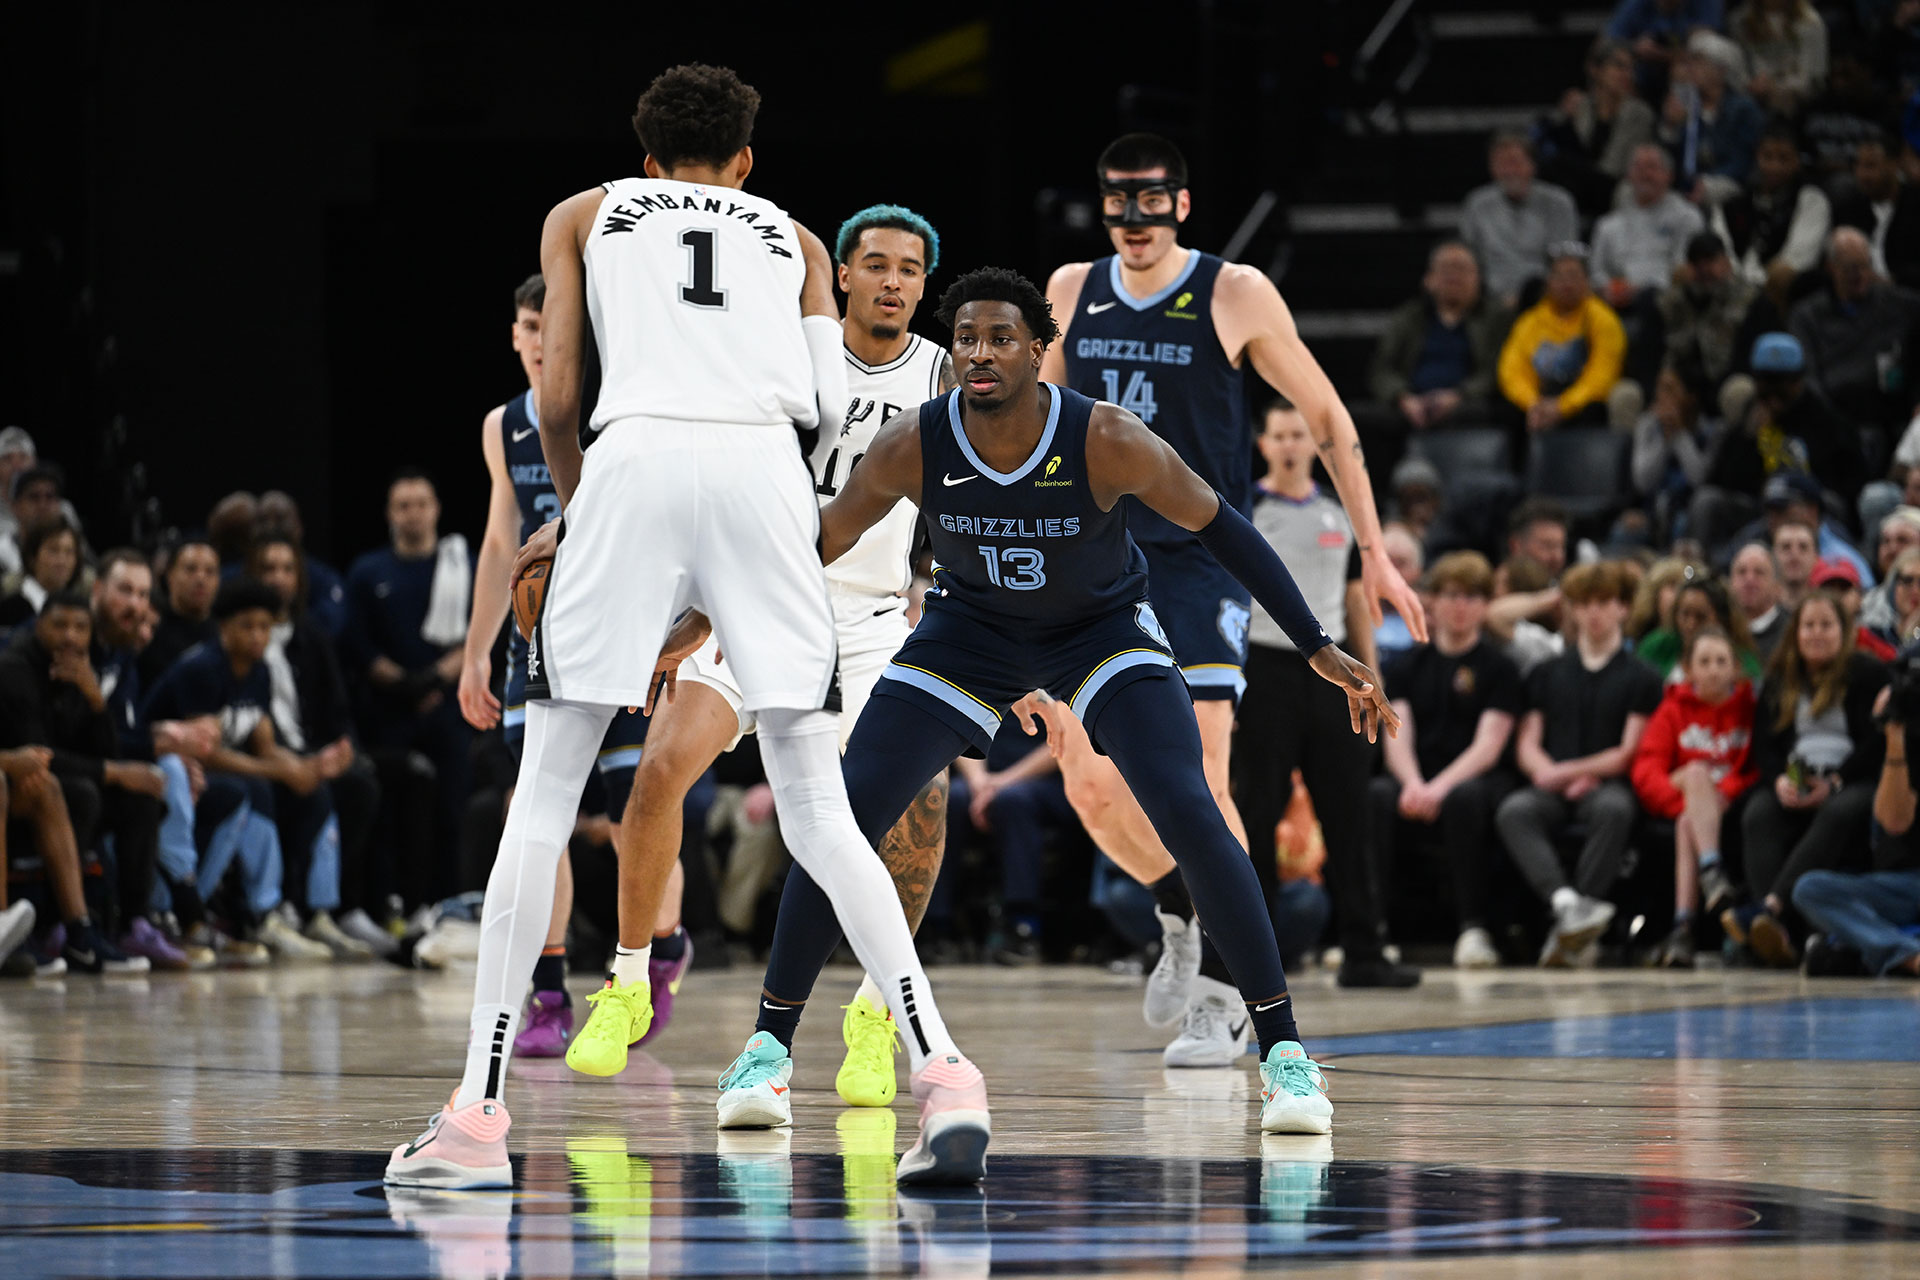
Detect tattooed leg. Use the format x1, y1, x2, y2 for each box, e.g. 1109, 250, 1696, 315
874, 771, 949, 932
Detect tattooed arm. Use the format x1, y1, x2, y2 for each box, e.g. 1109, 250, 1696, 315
1218, 263, 1428, 642
874, 772, 949, 929
938, 352, 957, 396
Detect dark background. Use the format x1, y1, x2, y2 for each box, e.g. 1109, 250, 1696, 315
1, 2, 1393, 565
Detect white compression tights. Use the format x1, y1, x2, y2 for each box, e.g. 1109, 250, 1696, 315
756, 708, 960, 1074
459, 699, 614, 1106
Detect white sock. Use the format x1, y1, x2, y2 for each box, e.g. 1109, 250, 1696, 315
854, 972, 887, 1014
757, 708, 958, 1073
611, 944, 652, 986
1550, 887, 1579, 916
457, 699, 614, 1105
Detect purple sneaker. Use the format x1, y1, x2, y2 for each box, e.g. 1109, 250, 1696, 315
513, 990, 574, 1058
121, 917, 191, 971
637, 932, 694, 1047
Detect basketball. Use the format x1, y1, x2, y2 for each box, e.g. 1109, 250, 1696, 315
511, 557, 551, 640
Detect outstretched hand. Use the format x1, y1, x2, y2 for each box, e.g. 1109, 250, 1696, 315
1307, 645, 1399, 743
1361, 547, 1427, 644
1009, 689, 1075, 760
645, 610, 714, 715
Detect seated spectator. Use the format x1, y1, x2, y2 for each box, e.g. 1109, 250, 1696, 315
1801, 42, 1900, 184
1868, 545, 1920, 651
1727, 591, 1887, 965
1711, 120, 1833, 305
1637, 574, 1766, 679
251, 535, 383, 958
1832, 132, 1920, 289
143, 580, 343, 963
1632, 627, 1757, 967
1808, 555, 1894, 658
1372, 551, 1523, 969
342, 470, 474, 899
142, 537, 221, 687
1497, 561, 1665, 966
1729, 539, 1788, 659
1661, 32, 1766, 200
2, 463, 70, 580
1374, 522, 1426, 662
1695, 338, 1869, 548
1488, 498, 1572, 650
1629, 359, 1722, 541
1789, 226, 1920, 433
251, 491, 348, 639
1593, 144, 1704, 306
1359, 241, 1509, 485
950, 731, 1070, 965
0, 426, 37, 569
1771, 512, 1821, 610
0, 592, 154, 973
0, 516, 84, 630
1495, 555, 1565, 675
1461, 132, 1580, 308
1542, 39, 1659, 216
1661, 232, 1760, 391
1498, 243, 1627, 432
1609, 0, 1726, 101
205, 491, 258, 569
1387, 461, 1444, 545
1627, 556, 1703, 645
1733, 0, 1829, 114
1791, 676, 1920, 978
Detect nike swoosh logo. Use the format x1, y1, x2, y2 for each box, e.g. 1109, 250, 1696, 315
1086, 300, 1117, 314
771, 1085, 788, 1095
761, 1001, 785, 1011
942, 474, 978, 487
70, 949, 96, 967
1228, 1018, 1249, 1041
512, 426, 537, 442
1254, 999, 1288, 1012
399, 1133, 435, 1159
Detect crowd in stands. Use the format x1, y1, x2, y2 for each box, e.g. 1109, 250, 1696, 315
3, 2, 1918, 985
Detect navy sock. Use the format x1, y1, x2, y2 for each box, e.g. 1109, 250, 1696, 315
1246, 992, 1302, 1058
652, 926, 686, 962
532, 948, 568, 1003
753, 993, 806, 1050
1150, 870, 1195, 922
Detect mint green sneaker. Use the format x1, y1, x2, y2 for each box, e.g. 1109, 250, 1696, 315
716, 1033, 794, 1129
1258, 1042, 1332, 1135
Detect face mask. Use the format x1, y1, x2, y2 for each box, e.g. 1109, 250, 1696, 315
1100, 178, 1181, 229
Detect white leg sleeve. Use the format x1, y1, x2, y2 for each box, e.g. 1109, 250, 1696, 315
458, 699, 615, 1104
756, 707, 959, 1073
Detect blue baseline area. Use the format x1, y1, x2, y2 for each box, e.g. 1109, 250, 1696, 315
1313, 996, 1920, 1061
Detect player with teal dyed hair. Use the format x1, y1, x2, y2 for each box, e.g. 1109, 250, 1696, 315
835, 203, 940, 273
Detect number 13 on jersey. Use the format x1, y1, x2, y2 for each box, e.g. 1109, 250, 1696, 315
1098, 369, 1158, 423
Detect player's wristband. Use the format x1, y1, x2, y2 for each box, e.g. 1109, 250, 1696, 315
1193, 492, 1332, 657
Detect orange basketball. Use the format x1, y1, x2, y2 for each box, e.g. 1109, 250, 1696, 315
512, 558, 551, 640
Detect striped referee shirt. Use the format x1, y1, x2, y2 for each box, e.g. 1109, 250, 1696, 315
1248, 484, 1358, 651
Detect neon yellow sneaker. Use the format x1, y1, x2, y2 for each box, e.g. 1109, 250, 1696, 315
567, 1134, 653, 1274
834, 994, 900, 1107
565, 977, 654, 1077
837, 1108, 898, 1222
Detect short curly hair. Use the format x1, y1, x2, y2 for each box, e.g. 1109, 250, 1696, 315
631, 64, 760, 170
934, 267, 1060, 347
835, 204, 940, 273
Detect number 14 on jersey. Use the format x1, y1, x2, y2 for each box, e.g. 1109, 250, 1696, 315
1098, 369, 1158, 423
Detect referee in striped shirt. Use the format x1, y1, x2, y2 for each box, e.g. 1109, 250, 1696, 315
1232, 399, 1418, 988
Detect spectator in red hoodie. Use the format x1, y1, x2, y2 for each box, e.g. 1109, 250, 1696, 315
1631, 627, 1758, 968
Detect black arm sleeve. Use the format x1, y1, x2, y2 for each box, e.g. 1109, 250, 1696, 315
1193, 493, 1332, 656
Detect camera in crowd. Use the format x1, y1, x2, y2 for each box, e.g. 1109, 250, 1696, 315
1878, 649, 1920, 728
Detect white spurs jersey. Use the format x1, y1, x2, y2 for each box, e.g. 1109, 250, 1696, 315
811, 333, 947, 595
584, 177, 812, 430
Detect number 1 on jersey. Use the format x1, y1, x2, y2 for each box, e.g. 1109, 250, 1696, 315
679, 228, 727, 309
1098, 368, 1158, 423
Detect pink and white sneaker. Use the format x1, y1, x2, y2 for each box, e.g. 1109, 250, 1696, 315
637, 931, 694, 1047
896, 1054, 990, 1186
384, 1092, 512, 1189
513, 991, 573, 1058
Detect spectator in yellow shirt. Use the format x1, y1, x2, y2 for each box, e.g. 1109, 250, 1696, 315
1499, 243, 1628, 432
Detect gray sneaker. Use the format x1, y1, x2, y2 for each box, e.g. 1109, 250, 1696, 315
1698, 862, 1735, 915
1144, 909, 1201, 1028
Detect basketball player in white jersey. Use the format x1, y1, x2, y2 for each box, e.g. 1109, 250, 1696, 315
1031, 133, 1427, 1061
385, 64, 988, 1191
561, 205, 956, 1120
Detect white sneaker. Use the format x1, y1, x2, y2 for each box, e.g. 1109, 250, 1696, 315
1258, 1042, 1333, 1135
257, 910, 334, 963
0, 900, 35, 962
337, 907, 399, 957
1553, 895, 1615, 953
1162, 976, 1248, 1068
305, 910, 376, 961
1143, 909, 1201, 1028
1452, 926, 1500, 969
414, 919, 481, 969
716, 1034, 795, 1129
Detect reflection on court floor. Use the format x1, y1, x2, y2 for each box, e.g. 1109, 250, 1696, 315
1, 1146, 1914, 1278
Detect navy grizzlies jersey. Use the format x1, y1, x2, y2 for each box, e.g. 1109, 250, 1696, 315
503, 390, 560, 542
920, 384, 1147, 625
1062, 251, 1248, 546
